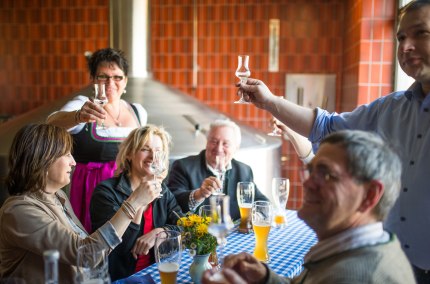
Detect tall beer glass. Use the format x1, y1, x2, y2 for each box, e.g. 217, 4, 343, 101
155, 230, 182, 284
271, 178, 289, 228
252, 201, 272, 263
237, 182, 255, 234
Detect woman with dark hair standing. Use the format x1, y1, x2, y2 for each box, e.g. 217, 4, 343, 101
0, 124, 158, 283
47, 48, 147, 232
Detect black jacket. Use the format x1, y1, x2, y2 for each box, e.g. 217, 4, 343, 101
90, 172, 184, 281
167, 150, 268, 220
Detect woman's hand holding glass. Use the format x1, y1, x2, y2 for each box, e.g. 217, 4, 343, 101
129, 177, 161, 209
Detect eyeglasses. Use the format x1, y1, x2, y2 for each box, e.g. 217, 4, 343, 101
300, 164, 340, 185
96, 75, 124, 82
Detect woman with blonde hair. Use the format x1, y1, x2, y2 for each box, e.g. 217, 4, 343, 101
90, 125, 184, 281
0, 124, 157, 283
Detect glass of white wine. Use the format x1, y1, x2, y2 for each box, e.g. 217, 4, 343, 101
234, 55, 251, 104
94, 83, 108, 129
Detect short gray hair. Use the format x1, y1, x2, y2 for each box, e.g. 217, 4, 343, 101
321, 130, 402, 221
208, 119, 241, 147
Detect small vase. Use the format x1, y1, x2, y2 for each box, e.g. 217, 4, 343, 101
189, 253, 212, 284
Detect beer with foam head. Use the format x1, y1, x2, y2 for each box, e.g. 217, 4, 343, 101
158, 262, 179, 284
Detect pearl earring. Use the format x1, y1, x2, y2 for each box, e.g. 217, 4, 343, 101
123, 89, 127, 94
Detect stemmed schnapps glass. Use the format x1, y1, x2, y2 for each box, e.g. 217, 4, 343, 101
212, 155, 226, 196
150, 150, 166, 198
234, 55, 251, 104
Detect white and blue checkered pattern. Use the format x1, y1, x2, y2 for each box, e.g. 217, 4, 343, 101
113, 210, 317, 283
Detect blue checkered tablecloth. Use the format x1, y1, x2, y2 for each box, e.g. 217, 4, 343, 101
113, 210, 317, 284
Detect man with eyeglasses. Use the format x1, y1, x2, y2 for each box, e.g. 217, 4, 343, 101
167, 119, 268, 220
47, 47, 147, 233
202, 130, 415, 284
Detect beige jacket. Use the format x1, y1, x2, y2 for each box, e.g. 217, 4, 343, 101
0, 190, 108, 284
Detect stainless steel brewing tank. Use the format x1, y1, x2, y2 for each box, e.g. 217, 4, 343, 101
125, 78, 282, 201
0, 78, 281, 204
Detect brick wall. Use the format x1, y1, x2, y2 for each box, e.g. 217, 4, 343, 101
0, 0, 396, 209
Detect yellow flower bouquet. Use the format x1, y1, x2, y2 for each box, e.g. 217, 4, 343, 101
177, 213, 217, 256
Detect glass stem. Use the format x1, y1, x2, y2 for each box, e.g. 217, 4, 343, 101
217, 238, 225, 267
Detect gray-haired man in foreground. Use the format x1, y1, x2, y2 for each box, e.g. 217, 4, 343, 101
202, 130, 415, 284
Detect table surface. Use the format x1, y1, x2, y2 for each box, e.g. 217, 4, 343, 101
113, 210, 317, 284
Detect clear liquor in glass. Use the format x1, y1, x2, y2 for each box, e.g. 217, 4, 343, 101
234, 55, 251, 104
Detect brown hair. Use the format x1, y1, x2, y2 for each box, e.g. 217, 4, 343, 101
6, 124, 73, 195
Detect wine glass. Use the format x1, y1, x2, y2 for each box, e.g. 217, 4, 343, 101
94, 83, 108, 129
154, 230, 182, 284
150, 150, 166, 198
212, 155, 226, 196
271, 178, 289, 229
234, 55, 251, 104
207, 195, 234, 267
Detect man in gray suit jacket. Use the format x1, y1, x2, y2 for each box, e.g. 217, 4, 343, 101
167, 119, 268, 220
